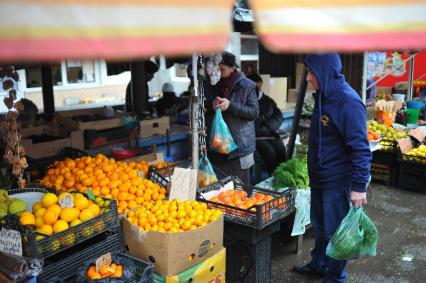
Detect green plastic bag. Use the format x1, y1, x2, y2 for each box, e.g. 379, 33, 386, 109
209, 108, 238, 154
326, 207, 378, 260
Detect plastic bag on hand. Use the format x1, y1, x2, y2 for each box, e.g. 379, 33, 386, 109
198, 156, 218, 187
326, 207, 378, 260
291, 189, 311, 236
209, 108, 238, 154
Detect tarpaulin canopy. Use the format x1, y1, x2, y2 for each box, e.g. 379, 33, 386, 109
250, 0, 426, 52
0, 0, 234, 61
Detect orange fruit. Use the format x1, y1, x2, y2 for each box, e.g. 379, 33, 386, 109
38, 224, 54, 236
74, 197, 89, 210
19, 212, 35, 226
48, 204, 62, 216
117, 192, 128, 201
53, 220, 69, 233
60, 207, 77, 222
79, 209, 95, 222
43, 209, 58, 225
86, 266, 96, 278
87, 203, 100, 217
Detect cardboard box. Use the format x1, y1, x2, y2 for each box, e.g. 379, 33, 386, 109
154, 247, 226, 283
122, 214, 224, 276
268, 77, 287, 109
55, 107, 124, 131
287, 88, 316, 103
139, 116, 170, 138
21, 126, 84, 159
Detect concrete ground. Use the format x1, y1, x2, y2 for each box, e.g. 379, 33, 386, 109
270, 183, 426, 283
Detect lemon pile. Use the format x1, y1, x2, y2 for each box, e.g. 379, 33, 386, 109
126, 199, 222, 233
20, 192, 107, 240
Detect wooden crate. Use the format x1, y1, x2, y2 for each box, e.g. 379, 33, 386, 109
55, 107, 124, 131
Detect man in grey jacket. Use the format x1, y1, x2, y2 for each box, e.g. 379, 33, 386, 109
206, 51, 259, 185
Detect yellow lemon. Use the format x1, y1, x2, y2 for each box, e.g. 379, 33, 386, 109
53, 220, 69, 234
47, 204, 62, 216
72, 207, 80, 219
60, 207, 77, 223
19, 212, 35, 226
74, 197, 89, 211
38, 224, 53, 236
32, 201, 42, 212
35, 216, 44, 228
87, 203, 100, 217
41, 193, 58, 208
34, 207, 46, 218
79, 209, 95, 222
70, 219, 82, 227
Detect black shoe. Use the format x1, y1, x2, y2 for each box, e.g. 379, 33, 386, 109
292, 264, 325, 277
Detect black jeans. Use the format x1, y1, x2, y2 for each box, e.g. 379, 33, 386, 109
256, 139, 286, 173
209, 152, 251, 185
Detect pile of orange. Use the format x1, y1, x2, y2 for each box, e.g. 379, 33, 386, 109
127, 199, 222, 233
86, 263, 123, 280
210, 190, 274, 210
40, 154, 167, 214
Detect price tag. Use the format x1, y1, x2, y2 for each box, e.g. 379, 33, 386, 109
397, 137, 413, 153
96, 252, 112, 272
409, 127, 426, 143
59, 193, 74, 208
169, 168, 197, 201
137, 170, 145, 179
0, 228, 22, 256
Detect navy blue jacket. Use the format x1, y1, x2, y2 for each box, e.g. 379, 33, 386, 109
305, 54, 372, 193
206, 71, 259, 160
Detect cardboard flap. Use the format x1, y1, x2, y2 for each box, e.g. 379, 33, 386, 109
409, 127, 426, 143
397, 137, 413, 153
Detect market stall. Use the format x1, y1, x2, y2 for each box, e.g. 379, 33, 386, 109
1, 0, 426, 282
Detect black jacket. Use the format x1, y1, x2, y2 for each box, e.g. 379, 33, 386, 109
255, 93, 284, 138
205, 71, 259, 159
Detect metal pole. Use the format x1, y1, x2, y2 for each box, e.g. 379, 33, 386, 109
41, 64, 55, 114
191, 55, 199, 169
286, 65, 308, 159
361, 51, 368, 104
407, 55, 415, 100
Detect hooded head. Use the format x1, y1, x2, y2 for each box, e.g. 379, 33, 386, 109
304, 53, 345, 98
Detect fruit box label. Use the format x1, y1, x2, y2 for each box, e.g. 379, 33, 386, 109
0, 228, 22, 256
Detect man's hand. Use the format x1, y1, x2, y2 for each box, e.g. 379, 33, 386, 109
350, 191, 367, 208
217, 97, 230, 112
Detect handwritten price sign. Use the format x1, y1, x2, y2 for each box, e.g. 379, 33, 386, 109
0, 228, 22, 256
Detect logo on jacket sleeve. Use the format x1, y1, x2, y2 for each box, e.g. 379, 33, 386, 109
321, 114, 330, 127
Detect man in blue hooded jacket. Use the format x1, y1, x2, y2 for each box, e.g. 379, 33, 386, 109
293, 53, 372, 283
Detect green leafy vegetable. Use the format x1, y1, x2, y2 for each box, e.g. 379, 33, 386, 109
272, 158, 309, 189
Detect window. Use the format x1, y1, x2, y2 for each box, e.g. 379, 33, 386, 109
25, 66, 41, 88
174, 63, 188, 78
66, 60, 95, 84
241, 37, 259, 56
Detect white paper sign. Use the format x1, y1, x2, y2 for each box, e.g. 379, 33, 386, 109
59, 194, 74, 208
0, 228, 22, 256
169, 167, 197, 201
96, 252, 112, 272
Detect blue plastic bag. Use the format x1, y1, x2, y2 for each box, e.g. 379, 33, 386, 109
209, 108, 237, 154
326, 207, 378, 260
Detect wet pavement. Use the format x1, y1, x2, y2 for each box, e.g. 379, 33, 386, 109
270, 183, 426, 283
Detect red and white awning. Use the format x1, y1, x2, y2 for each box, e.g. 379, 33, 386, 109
0, 0, 234, 61
250, 0, 426, 52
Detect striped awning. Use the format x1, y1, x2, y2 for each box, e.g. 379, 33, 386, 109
250, 0, 426, 52
0, 0, 234, 61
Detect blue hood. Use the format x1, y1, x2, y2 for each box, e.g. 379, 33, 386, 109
304, 53, 345, 99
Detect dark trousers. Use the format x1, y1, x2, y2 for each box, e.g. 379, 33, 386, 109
308, 187, 351, 283
209, 153, 251, 185
256, 139, 286, 173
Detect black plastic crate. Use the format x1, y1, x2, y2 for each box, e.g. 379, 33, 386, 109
38, 226, 122, 283
19, 193, 119, 259
398, 172, 426, 193
119, 252, 154, 283
225, 236, 272, 283
26, 147, 88, 179
371, 163, 399, 185
372, 150, 397, 166
146, 161, 192, 189
84, 126, 136, 148
378, 139, 398, 153
197, 176, 295, 230
400, 154, 426, 175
